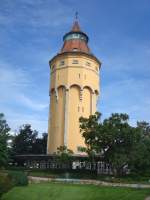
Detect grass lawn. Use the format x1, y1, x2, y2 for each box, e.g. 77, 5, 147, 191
2, 183, 150, 200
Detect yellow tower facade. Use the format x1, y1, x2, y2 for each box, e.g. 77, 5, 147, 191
47, 20, 101, 154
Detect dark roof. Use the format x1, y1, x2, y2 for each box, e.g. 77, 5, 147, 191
61, 39, 90, 54
61, 20, 90, 54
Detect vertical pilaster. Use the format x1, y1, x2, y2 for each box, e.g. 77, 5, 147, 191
47, 97, 51, 154
91, 92, 96, 114
64, 88, 69, 147
55, 88, 59, 152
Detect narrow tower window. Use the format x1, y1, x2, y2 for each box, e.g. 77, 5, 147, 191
86, 62, 91, 66
82, 107, 84, 112
78, 106, 80, 112
60, 60, 65, 66
72, 59, 78, 64
78, 73, 80, 78
95, 66, 98, 71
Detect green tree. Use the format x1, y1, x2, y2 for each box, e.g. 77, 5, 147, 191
56, 146, 73, 168
32, 133, 47, 154
79, 112, 101, 163
0, 113, 10, 167
12, 124, 38, 155
80, 112, 141, 176
137, 121, 150, 138
129, 121, 150, 174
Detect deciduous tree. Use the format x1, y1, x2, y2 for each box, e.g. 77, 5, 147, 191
80, 112, 141, 176
12, 124, 38, 155
0, 113, 10, 167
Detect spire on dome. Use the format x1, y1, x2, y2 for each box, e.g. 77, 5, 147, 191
75, 11, 78, 20
71, 12, 81, 32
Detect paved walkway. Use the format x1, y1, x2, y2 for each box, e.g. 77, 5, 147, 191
28, 176, 150, 189
145, 197, 150, 200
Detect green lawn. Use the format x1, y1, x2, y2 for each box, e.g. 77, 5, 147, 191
2, 183, 150, 200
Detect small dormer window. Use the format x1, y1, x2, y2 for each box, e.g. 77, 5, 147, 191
73, 33, 80, 38
64, 33, 88, 42
73, 48, 78, 51
72, 59, 78, 64
60, 60, 65, 66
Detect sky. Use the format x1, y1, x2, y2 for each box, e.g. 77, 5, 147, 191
0, 0, 150, 134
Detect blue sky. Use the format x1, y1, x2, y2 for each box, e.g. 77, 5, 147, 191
0, 0, 150, 134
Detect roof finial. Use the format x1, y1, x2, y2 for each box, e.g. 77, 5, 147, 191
71, 12, 80, 32
75, 11, 78, 21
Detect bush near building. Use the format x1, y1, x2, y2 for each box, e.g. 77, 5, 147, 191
8, 171, 28, 186
0, 171, 28, 198
0, 174, 13, 197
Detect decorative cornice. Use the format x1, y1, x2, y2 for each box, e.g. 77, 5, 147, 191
49, 51, 101, 67
51, 65, 99, 76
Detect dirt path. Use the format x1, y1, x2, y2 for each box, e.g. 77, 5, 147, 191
28, 176, 150, 189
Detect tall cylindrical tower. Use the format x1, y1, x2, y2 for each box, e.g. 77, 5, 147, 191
47, 19, 101, 154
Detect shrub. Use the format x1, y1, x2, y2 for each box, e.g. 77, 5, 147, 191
8, 171, 28, 186
0, 174, 13, 197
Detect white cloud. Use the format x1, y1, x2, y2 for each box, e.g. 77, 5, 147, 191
99, 77, 150, 125
18, 94, 48, 111
0, 60, 49, 132
97, 42, 150, 74
6, 111, 48, 133
0, 60, 48, 109
94, 39, 150, 125
0, 0, 72, 29
0, 61, 30, 102
0, 61, 30, 89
